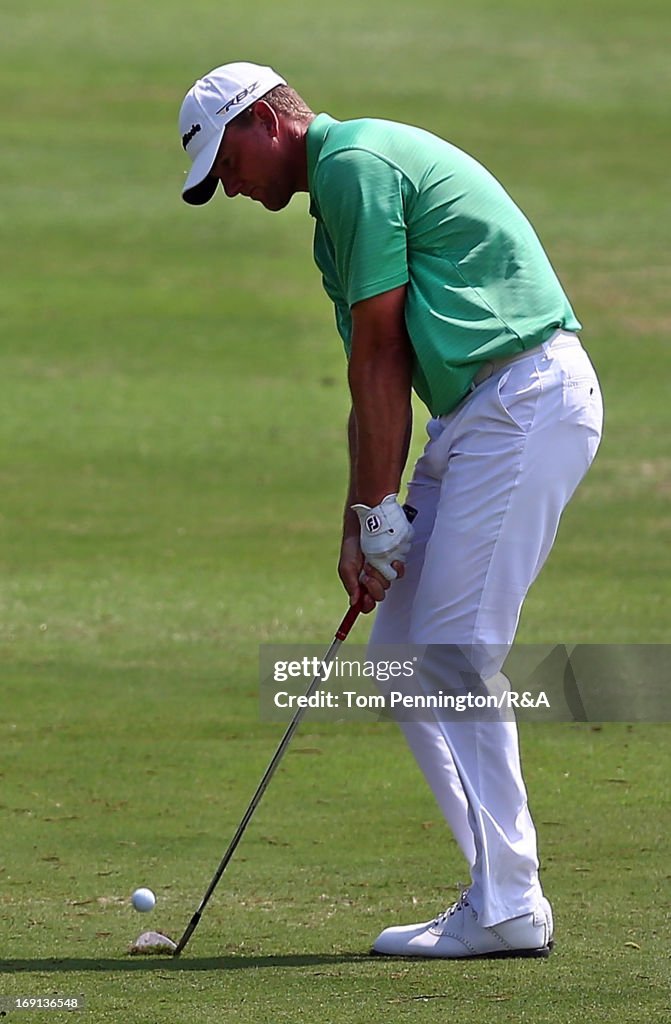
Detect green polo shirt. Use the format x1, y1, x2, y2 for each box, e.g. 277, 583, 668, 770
306, 113, 581, 416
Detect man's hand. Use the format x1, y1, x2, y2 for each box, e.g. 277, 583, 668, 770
338, 532, 406, 611
338, 534, 377, 613
352, 493, 414, 581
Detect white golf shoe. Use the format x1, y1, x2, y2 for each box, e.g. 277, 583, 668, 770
371, 890, 554, 959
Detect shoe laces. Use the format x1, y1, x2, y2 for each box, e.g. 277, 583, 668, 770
434, 888, 470, 926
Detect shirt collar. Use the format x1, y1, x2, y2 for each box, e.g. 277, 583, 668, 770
306, 113, 338, 217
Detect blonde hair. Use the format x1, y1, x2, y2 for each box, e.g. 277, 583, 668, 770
234, 85, 314, 126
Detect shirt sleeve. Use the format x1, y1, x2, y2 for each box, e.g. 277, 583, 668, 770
313, 148, 410, 307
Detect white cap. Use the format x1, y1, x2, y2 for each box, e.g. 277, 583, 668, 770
179, 62, 286, 205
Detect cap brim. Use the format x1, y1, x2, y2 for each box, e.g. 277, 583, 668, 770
181, 125, 225, 205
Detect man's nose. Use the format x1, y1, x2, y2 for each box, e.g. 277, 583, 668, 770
222, 180, 241, 198
219, 170, 242, 198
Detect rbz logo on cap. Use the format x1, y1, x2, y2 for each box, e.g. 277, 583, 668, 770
365, 514, 382, 534
182, 123, 201, 150
216, 82, 260, 116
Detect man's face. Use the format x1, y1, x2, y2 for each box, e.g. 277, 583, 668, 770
209, 104, 294, 212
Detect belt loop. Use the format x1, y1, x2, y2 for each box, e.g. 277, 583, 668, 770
470, 360, 494, 391
469, 341, 547, 393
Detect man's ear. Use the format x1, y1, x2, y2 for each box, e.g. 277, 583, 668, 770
253, 99, 280, 138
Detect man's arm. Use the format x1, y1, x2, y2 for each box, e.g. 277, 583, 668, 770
338, 284, 414, 608
348, 284, 413, 504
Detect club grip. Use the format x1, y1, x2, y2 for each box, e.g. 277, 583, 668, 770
335, 600, 363, 641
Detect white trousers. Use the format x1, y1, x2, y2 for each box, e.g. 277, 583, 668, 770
370, 331, 603, 927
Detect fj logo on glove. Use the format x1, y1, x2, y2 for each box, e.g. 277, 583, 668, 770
365, 514, 382, 534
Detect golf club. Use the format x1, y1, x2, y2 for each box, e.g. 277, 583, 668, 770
172, 505, 416, 956
171, 595, 361, 955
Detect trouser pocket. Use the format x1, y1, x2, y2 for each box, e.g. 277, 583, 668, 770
560, 373, 603, 435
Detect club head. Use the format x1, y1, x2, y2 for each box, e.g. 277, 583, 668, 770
128, 930, 177, 955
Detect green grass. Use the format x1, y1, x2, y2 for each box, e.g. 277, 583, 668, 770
2, 722, 670, 1022
1, 0, 670, 1020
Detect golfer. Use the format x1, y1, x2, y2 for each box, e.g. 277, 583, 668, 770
178, 62, 603, 958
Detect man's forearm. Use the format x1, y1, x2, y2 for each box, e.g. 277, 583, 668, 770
347, 332, 413, 507
344, 403, 412, 538
343, 408, 361, 539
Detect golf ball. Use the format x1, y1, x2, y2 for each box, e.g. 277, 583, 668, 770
131, 887, 156, 913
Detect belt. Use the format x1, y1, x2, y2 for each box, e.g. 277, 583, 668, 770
469, 342, 545, 392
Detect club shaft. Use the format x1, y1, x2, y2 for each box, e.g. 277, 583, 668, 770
173, 602, 361, 956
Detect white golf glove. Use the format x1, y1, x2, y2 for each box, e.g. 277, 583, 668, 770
352, 493, 414, 581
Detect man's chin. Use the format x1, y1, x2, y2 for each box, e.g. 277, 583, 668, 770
259, 192, 291, 212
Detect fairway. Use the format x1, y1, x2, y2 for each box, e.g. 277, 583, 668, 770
2, 0, 670, 1021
